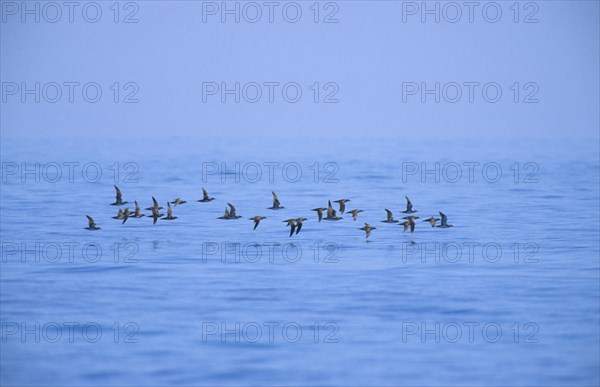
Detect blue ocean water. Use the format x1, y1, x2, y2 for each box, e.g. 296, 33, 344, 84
1, 135, 598, 386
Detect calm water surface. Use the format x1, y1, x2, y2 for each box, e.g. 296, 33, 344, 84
1, 135, 598, 386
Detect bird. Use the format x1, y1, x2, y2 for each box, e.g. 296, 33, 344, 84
334, 199, 351, 214
400, 220, 415, 233
112, 208, 124, 220
111, 185, 128, 206
423, 217, 440, 227
347, 209, 363, 221
400, 221, 410, 232
268, 191, 284, 209
359, 223, 375, 239
145, 196, 163, 211
437, 212, 453, 228
282, 219, 297, 237
402, 195, 417, 213
162, 202, 177, 220
217, 207, 230, 219
382, 209, 399, 223
170, 198, 187, 206
198, 187, 215, 202
121, 208, 132, 224
149, 207, 163, 224
132, 201, 144, 218
227, 203, 241, 219
325, 200, 343, 221
85, 215, 100, 230
311, 207, 327, 222
400, 219, 415, 233
294, 218, 307, 234
249, 216, 266, 230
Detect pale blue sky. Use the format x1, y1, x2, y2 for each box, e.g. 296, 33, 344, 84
1, 1, 598, 142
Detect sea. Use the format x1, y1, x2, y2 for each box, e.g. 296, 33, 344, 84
1, 135, 598, 386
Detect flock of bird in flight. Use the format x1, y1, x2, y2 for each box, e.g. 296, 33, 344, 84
85, 186, 454, 239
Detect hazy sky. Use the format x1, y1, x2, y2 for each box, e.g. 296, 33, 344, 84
1, 1, 599, 142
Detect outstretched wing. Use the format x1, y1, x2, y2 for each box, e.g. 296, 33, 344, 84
385, 209, 393, 221
115, 185, 123, 201
272, 191, 280, 207
228, 203, 237, 216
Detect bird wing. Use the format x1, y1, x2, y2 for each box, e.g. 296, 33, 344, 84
115, 185, 122, 200
272, 191, 280, 207
439, 212, 447, 224
385, 209, 393, 221
228, 203, 237, 215
202, 187, 209, 200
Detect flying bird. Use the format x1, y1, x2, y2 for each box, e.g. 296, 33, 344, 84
402, 195, 417, 213
227, 203, 241, 219
85, 215, 101, 230
294, 218, 307, 234
400, 217, 416, 233
359, 223, 375, 239
162, 202, 177, 220
311, 207, 327, 222
112, 208, 124, 220
249, 216, 266, 230
217, 207, 230, 219
268, 191, 284, 209
423, 217, 440, 227
400, 219, 415, 233
111, 185, 128, 206
145, 196, 163, 211
283, 219, 297, 237
347, 209, 363, 221
132, 201, 144, 218
437, 212, 453, 228
334, 199, 351, 214
198, 187, 215, 202
382, 209, 399, 223
149, 207, 163, 224
325, 200, 342, 221
121, 208, 132, 224
170, 198, 187, 206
